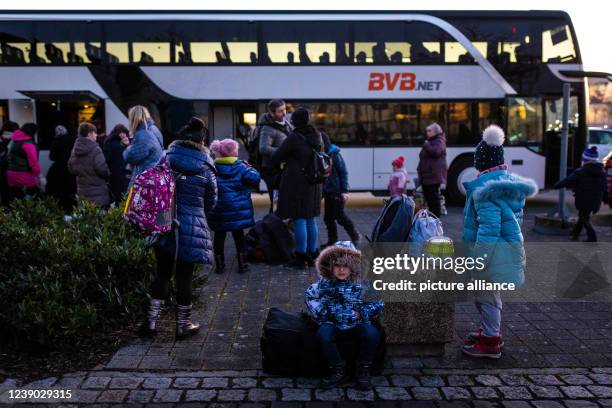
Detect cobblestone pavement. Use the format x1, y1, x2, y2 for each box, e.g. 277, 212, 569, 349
3, 198, 612, 405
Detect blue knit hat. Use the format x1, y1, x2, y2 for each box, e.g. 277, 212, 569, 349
582, 146, 599, 163
474, 125, 505, 171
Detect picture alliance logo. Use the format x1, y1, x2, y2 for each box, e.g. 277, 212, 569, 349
368, 72, 443, 91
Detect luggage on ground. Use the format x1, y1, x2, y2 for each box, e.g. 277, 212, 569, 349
246, 213, 295, 263
261, 307, 386, 376
368, 194, 415, 243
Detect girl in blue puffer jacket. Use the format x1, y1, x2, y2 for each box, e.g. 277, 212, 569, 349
462, 125, 537, 359
209, 138, 261, 274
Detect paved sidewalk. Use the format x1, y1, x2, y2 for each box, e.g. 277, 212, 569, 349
3, 197, 612, 406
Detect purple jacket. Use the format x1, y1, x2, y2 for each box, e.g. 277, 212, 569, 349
417, 133, 447, 186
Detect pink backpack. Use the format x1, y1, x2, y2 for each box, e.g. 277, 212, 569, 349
123, 157, 176, 235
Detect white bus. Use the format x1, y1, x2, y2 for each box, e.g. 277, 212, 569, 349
0, 11, 589, 203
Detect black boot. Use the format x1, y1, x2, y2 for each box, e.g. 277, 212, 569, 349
138, 298, 164, 337
286, 252, 308, 269
322, 222, 338, 249
346, 223, 361, 248
355, 362, 373, 390
237, 252, 250, 274
176, 304, 200, 340
307, 249, 320, 267
214, 254, 226, 274
321, 363, 349, 389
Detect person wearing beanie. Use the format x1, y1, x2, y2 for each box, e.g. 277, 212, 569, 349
178, 117, 208, 145
417, 122, 447, 217
305, 241, 384, 390
139, 117, 217, 341
208, 138, 261, 274
46, 124, 77, 212
462, 124, 538, 359
388, 155, 409, 197
271, 106, 323, 268
0, 120, 19, 206
554, 145, 608, 242
6, 122, 42, 202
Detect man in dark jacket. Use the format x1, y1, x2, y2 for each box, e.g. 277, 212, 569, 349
555, 146, 608, 242
258, 99, 292, 213
103, 124, 131, 202
416, 123, 447, 217
322, 137, 360, 248
46, 125, 77, 213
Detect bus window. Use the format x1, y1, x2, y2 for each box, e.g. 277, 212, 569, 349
106, 43, 130, 63
35, 42, 70, 64
542, 24, 576, 63
444, 42, 486, 63
478, 102, 504, 133
545, 96, 579, 132
4, 43, 31, 63
266, 43, 299, 63
446, 103, 473, 144
132, 43, 170, 63
261, 21, 350, 64
73, 43, 100, 64
506, 97, 543, 146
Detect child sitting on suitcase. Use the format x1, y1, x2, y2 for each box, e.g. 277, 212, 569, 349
305, 241, 384, 390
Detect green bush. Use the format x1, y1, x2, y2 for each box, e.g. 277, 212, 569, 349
0, 198, 155, 349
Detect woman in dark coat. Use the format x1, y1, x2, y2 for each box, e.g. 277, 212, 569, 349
416, 122, 447, 217
46, 125, 77, 212
140, 117, 218, 341
103, 124, 131, 202
271, 107, 323, 268
68, 122, 111, 208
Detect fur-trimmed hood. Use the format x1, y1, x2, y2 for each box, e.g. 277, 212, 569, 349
465, 170, 538, 203
315, 245, 362, 281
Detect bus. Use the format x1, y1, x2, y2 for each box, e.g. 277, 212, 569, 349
0, 10, 588, 203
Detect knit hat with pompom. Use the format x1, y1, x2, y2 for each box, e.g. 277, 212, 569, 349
474, 125, 505, 171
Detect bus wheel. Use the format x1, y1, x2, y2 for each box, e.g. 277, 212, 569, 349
446, 154, 477, 206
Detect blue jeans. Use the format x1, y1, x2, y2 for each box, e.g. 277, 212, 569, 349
475, 290, 502, 337
316, 323, 381, 367
294, 217, 318, 253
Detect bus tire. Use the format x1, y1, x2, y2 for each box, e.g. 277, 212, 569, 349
446, 154, 475, 206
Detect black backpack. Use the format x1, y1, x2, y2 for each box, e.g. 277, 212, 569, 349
297, 133, 332, 184
246, 213, 295, 264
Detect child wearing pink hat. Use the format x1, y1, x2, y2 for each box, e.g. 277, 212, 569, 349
388, 156, 409, 197
208, 138, 261, 274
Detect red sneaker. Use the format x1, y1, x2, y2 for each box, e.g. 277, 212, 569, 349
462, 334, 503, 359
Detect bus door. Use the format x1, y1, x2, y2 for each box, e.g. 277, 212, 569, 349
542, 95, 579, 186
211, 102, 257, 161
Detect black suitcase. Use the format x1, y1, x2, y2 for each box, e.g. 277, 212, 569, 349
261, 307, 386, 377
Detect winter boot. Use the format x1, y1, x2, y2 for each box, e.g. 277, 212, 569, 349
321, 363, 349, 389
214, 254, 226, 274
286, 252, 308, 269
237, 253, 250, 274
175, 304, 200, 340
355, 362, 373, 390
322, 221, 338, 249
466, 330, 504, 348
462, 334, 503, 359
307, 249, 320, 267
138, 298, 164, 337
